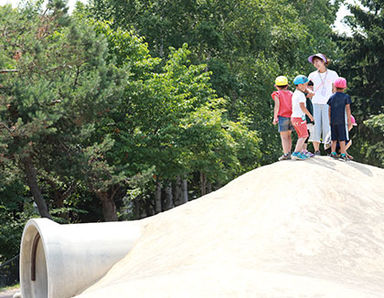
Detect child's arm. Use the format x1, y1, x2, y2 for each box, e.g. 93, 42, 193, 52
306, 89, 315, 99
300, 102, 314, 122
273, 95, 280, 125
346, 104, 352, 130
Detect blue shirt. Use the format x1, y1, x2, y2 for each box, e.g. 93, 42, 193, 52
327, 92, 352, 125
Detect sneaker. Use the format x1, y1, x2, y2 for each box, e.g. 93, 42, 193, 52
291, 152, 308, 160
302, 150, 315, 158
278, 153, 291, 161
340, 153, 349, 161
330, 152, 338, 159
314, 150, 321, 156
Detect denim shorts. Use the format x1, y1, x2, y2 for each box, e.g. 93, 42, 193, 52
278, 116, 293, 132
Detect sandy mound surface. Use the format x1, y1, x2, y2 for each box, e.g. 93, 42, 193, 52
77, 157, 384, 297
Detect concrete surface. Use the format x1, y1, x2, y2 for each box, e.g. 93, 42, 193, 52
20, 219, 142, 298
76, 157, 384, 298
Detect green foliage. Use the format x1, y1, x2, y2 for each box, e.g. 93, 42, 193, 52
89, 0, 340, 164
360, 114, 384, 167
0, 0, 263, 229
0, 2, 128, 222
0, 159, 36, 261
334, 0, 384, 167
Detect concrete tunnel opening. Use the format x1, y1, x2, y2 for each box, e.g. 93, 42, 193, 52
20, 224, 48, 298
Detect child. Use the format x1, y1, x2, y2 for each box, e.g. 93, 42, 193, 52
303, 80, 315, 157
325, 114, 357, 159
291, 75, 314, 160
308, 53, 339, 155
327, 77, 352, 161
271, 76, 293, 161
345, 115, 357, 159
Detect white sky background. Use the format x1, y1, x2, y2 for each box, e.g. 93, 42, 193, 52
0, 0, 354, 35
0, 0, 88, 13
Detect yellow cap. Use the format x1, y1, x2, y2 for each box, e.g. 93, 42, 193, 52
275, 76, 288, 86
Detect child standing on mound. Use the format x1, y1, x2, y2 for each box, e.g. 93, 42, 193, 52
302, 80, 315, 157
327, 77, 352, 161
324, 115, 357, 159
271, 76, 293, 161
291, 75, 314, 160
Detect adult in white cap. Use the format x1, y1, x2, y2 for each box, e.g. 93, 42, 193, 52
307, 53, 339, 155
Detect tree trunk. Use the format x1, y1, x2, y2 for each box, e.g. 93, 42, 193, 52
174, 176, 182, 206
96, 191, 118, 221
207, 182, 212, 194
155, 179, 162, 213
164, 182, 174, 210
140, 201, 148, 219
159, 38, 164, 58
133, 199, 140, 220
21, 156, 51, 219
200, 171, 207, 196
181, 177, 188, 204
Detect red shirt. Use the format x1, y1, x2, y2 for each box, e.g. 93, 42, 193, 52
271, 90, 293, 118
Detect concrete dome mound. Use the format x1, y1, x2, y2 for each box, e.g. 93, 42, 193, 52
18, 157, 384, 297
76, 157, 384, 298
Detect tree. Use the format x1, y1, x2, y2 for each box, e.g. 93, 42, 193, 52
0, 158, 34, 262
334, 0, 384, 166
0, 2, 127, 220
89, 0, 342, 163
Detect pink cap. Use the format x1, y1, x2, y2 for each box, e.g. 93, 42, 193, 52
334, 77, 347, 89
351, 115, 357, 126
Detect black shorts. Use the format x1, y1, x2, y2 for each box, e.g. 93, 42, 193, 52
331, 124, 347, 141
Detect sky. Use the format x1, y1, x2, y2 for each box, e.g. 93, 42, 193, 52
0, 0, 353, 35
0, 0, 88, 13
334, 2, 353, 36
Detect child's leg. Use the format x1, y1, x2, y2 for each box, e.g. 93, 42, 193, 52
292, 117, 309, 154
331, 140, 337, 153
278, 117, 292, 155
288, 131, 292, 153
345, 139, 352, 151
302, 132, 309, 152
280, 131, 292, 155
345, 140, 354, 159
339, 141, 346, 154
330, 124, 339, 156
294, 137, 306, 153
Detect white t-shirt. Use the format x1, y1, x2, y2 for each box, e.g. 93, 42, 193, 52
308, 69, 339, 104
291, 89, 306, 118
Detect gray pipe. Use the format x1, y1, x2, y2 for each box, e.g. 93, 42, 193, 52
20, 218, 142, 298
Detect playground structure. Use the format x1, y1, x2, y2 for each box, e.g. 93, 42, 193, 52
18, 157, 384, 297
19, 219, 141, 298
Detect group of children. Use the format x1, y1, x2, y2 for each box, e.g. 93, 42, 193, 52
272, 53, 355, 161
